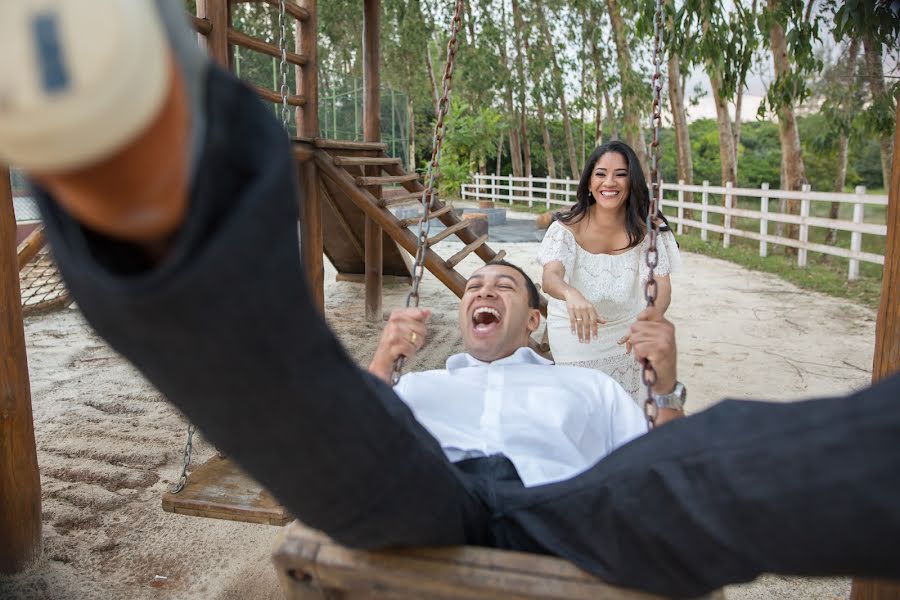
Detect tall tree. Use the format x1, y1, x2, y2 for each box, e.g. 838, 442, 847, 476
665, 1, 693, 194
511, 0, 533, 178
606, 0, 649, 180
832, 0, 900, 190
537, 12, 580, 178
763, 0, 820, 246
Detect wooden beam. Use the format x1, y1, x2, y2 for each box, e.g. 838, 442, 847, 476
399, 204, 452, 228
297, 0, 318, 138
253, 86, 306, 107
187, 14, 212, 35
316, 153, 468, 298
333, 156, 401, 167
16, 225, 45, 272
356, 174, 419, 186
0, 166, 42, 574
363, 0, 383, 323
300, 162, 324, 313
314, 139, 387, 152
446, 234, 489, 268
196, 0, 230, 68
231, 0, 310, 22
227, 29, 307, 66
849, 93, 900, 600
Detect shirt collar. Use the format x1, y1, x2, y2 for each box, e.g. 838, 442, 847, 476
445, 346, 553, 371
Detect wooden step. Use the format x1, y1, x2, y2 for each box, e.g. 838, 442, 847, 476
357, 174, 420, 186
381, 191, 437, 208
427, 220, 471, 246
493, 249, 507, 262
446, 234, 488, 268
333, 156, 402, 167
314, 139, 388, 152
400, 204, 452, 228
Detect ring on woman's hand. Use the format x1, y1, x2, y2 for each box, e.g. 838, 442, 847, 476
410, 331, 418, 344
575, 317, 583, 321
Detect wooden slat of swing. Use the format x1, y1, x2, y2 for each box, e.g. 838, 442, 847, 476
161, 455, 291, 526
273, 520, 726, 600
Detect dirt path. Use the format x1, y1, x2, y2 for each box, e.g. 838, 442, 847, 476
1, 239, 874, 600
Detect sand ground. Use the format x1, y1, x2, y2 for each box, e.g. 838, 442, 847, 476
1, 217, 874, 600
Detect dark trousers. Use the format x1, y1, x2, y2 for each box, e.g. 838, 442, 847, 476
36, 65, 900, 598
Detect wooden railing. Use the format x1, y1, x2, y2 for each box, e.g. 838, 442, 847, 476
188, 0, 318, 137
462, 174, 888, 281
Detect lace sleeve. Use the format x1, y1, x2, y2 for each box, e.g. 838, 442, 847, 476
640, 230, 682, 281
537, 221, 576, 275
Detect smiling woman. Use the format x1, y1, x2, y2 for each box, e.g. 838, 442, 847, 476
538, 141, 681, 404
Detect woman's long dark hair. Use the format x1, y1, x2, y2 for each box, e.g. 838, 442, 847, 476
556, 140, 671, 250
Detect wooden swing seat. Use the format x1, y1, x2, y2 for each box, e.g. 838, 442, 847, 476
161, 454, 291, 526
272, 520, 726, 600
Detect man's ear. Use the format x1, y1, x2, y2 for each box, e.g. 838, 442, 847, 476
526, 309, 541, 334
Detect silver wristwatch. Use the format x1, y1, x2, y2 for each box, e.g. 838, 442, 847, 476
652, 381, 686, 410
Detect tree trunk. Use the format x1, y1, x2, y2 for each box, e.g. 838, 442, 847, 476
605, 0, 649, 181
496, 131, 504, 175
604, 88, 619, 141
511, 0, 532, 179
826, 37, 860, 246
825, 133, 849, 246
769, 0, 808, 250
594, 87, 604, 147
425, 46, 439, 113
498, 3, 523, 178
407, 97, 415, 172
709, 69, 737, 186
863, 34, 893, 189
668, 51, 694, 220
537, 17, 579, 179
537, 89, 557, 180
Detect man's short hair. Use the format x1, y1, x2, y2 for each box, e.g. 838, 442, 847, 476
483, 259, 541, 309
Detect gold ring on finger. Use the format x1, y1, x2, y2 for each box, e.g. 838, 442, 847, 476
410, 331, 418, 344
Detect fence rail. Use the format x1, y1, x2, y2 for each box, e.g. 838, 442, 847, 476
461, 174, 888, 280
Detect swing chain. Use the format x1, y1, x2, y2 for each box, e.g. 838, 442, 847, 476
642, 0, 664, 428
391, 0, 465, 386
170, 423, 196, 494
277, 0, 291, 131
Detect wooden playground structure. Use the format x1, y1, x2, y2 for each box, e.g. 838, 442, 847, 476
1, 0, 899, 598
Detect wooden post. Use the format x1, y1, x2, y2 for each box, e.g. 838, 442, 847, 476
296, 0, 323, 312
850, 97, 900, 600
723, 182, 733, 248
701, 180, 709, 242
798, 184, 810, 267
363, 0, 383, 323
196, 0, 230, 68
760, 183, 769, 257
0, 166, 42, 574
297, 0, 318, 138
849, 186, 866, 281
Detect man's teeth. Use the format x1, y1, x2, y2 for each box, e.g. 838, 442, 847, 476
473, 307, 501, 321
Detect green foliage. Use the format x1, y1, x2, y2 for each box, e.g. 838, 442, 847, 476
438, 102, 504, 194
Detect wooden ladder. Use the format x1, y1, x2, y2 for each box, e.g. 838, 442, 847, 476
313, 139, 505, 299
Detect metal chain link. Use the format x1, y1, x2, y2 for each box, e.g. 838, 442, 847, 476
277, 0, 291, 131
642, 0, 665, 429
170, 423, 195, 494
391, 0, 465, 386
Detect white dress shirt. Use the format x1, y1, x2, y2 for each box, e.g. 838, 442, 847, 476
394, 347, 648, 487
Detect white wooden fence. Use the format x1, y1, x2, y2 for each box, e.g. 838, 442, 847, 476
461, 174, 888, 280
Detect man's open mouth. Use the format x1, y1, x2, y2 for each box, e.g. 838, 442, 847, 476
472, 306, 502, 334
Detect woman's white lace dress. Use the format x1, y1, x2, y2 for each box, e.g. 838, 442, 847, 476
537, 220, 681, 404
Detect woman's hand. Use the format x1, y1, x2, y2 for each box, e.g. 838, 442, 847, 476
563, 288, 606, 343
